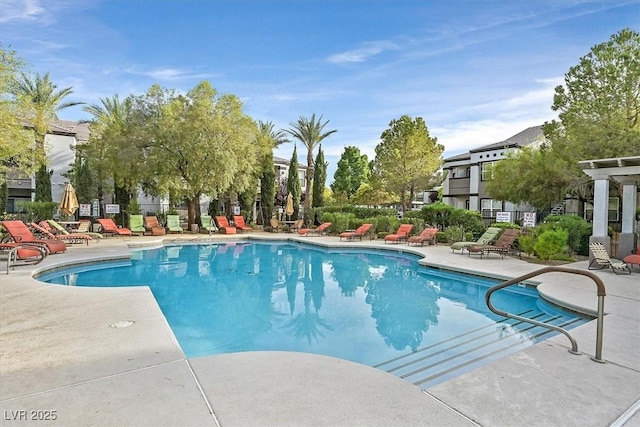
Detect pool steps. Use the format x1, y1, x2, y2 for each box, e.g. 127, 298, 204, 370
374, 309, 587, 389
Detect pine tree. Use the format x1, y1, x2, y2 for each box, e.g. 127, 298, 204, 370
286, 146, 302, 219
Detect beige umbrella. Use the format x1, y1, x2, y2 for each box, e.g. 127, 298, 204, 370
59, 182, 79, 215
285, 192, 294, 219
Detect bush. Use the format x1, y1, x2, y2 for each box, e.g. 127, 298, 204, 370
534, 229, 569, 261
444, 225, 464, 243
543, 214, 591, 256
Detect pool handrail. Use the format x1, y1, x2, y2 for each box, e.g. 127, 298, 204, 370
485, 266, 606, 363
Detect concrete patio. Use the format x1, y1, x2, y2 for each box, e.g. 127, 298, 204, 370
1, 233, 638, 426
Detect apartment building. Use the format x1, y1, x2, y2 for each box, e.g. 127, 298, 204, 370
441, 126, 545, 223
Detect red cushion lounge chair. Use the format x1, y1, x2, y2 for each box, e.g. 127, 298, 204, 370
298, 222, 332, 236
215, 216, 237, 234
623, 245, 640, 271
1, 220, 67, 254
32, 221, 92, 245
96, 218, 133, 237
339, 224, 373, 241
384, 224, 413, 244
233, 215, 253, 232
144, 216, 166, 236
407, 228, 439, 246
1, 243, 47, 273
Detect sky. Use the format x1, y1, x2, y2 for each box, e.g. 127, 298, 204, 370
2, 0, 639, 182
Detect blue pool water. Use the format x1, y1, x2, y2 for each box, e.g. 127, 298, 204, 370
38, 241, 589, 389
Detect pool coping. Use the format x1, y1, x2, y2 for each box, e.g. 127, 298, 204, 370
1, 233, 639, 426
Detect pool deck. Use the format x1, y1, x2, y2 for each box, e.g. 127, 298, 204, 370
1, 232, 638, 426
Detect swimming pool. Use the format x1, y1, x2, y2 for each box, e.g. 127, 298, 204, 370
38, 241, 590, 389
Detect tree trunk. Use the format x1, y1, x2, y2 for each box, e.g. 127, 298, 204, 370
187, 194, 200, 228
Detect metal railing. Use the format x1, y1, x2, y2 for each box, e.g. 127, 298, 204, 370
485, 266, 606, 363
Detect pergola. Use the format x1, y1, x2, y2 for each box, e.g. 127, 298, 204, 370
579, 156, 640, 257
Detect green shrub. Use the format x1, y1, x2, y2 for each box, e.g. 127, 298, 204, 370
533, 229, 569, 261
444, 225, 464, 243
15, 201, 58, 221
543, 214, 591, 256
518, 234, 537, 255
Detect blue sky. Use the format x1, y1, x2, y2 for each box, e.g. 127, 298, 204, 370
2, 0, 639, 181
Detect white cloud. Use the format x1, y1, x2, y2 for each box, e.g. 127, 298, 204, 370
0, 0, 47, 23
124, 67, 219, 81
327, 40, 400, 64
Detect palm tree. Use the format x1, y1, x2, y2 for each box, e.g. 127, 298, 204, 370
286, 114, 336, 222
11, 72, 83, 201
82, 95, 134, 216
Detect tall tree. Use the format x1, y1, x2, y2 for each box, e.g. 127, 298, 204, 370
331, 146, 370, 201
488, 29, 640, 206
81, 94, 134, 216
372, 115, 444, 211
0, 45, 35, 181
312, 145, 327, 209
257, 121, 288, 223
134, 81, 259, 226
10, 72, 83, 201
286, 146, 302, 219
286, 114, 336, 222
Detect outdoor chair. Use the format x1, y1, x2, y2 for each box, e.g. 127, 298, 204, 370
74, 220, 104, 239
1, 220, 67, 254
407, 228, 439, 246
129, 215, 146, 235
233, 215, 253, 232
298, 222, 332, 236
31, 222, 92, 246
144, 216, 166, 236
450, 227, 502, 253
290, 219, 304, 233
270, 217, 284, 233
339, 224, 373, 241
0, 243, 48, 273
589, 242, 631, 275
467, 229, 520, 259
623, 245, 640, 271
166, 215, 184, 234
96, 218, 133, 237
215, 216, 237, 234
200, 215, 217, 234
48, 219, 102, 242
384, 224, 413, 244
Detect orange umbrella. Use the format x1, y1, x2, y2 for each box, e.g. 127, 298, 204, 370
59, 182, 79, 215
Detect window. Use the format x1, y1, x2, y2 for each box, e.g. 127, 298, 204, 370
481, 199, 502, 218
481, 161, 497, 181
585, 198, 620, 222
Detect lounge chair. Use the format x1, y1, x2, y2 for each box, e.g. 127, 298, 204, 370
75, 220, 104, 240
623, 245, 640, 271
166, 215, 183, 234
0, 243, 47, 273
200, 215, 217, 234
384, 224, 413, 244
96, 218, 133, 237
233, 215, 253, 232
298, 222, 332, 236
31, 222, 92, 246
407, 228, 439, 246
270, 217, 284, 233
144, 216, 166, 236
48, 219, 102, 242
290, 219, 304, 233
339, 224, 373, 241
589, 242, 631, 275
450, 227, 502, 253
129, 215, 146, 235
215, 216, 237, 234
1, 220, 67, 254
467, 229, 519, 259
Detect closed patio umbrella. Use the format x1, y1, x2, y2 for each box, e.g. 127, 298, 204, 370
59, 182, 79, 215
285, 192, 294, 219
